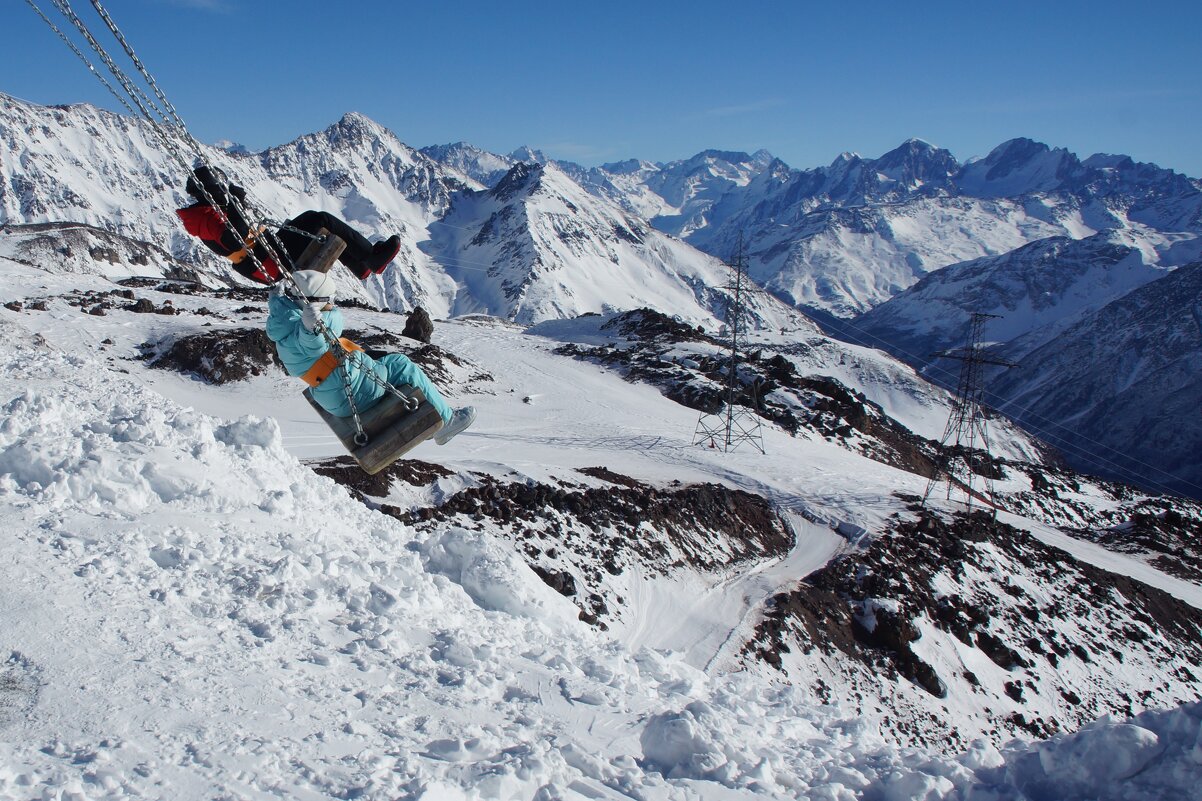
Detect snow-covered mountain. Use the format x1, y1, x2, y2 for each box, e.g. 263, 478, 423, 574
0, 94, 473, 311
3, 94, 789, 329
418, 141, 508, 188
986, 261, 1202, 498
426, 136, 1202, 322
849, 230, 1202, 497
424, 160, 805, 327
850, 229, 1197, 369
692, 138, 1202, 318
420, 145, 778, 243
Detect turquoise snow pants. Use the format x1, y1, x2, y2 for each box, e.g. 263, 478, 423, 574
377, 354, 454, 425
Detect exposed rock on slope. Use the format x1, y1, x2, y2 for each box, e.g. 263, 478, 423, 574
552, 309, 943, 476
745, 506, 1202, 750
312, 457, 793, 627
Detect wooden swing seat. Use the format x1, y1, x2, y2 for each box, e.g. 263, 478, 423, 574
304, 386, 445, 474
293, 228, 347, 273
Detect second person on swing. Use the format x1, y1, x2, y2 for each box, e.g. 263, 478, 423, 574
176, 164, 401, 284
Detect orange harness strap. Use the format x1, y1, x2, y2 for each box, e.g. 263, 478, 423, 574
227, 225, 267, 265
300, 338, 364, 388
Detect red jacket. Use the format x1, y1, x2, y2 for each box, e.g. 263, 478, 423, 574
176, 203, 281, 284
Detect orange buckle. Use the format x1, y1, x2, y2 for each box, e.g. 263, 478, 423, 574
300, 338, 364, 387
227, 225, 267, 265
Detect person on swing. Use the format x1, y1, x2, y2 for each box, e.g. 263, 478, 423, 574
266, 269, 476, 446
176, 164, 401, 284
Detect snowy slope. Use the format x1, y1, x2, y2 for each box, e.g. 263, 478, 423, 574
1, 250, 1201, 799
417, 142, 507, 188
986, 262, 1202, 498
849, 231, 1202, 498
747, 194, 1071, 318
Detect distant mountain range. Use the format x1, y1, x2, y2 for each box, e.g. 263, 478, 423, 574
3, 91, 1200, 496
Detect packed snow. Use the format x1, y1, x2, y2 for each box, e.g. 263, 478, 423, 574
0, 255, 1198, 799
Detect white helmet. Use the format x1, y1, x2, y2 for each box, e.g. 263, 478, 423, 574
292, 270, 337, 300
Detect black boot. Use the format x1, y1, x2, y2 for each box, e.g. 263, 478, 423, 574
366, 235, 401, 274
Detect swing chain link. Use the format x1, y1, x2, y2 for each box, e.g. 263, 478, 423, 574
30, 0, 422, 443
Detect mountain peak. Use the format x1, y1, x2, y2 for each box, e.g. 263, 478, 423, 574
986, 137, 1051, 162
955, 137, 1080, 197
212, 138, 250, 156
695, 148, 756, 164
334, 110, 382, 130
324, 111, 395, 147
750, 148, 776, 164
490, 160, 545, 200
509, 146, 549, 164
873, 139, 958, 187
600, 158, 658, 175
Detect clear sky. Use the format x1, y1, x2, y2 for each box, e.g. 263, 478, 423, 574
4, 0, 1200, 175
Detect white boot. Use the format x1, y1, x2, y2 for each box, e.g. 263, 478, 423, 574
435, 406, 477, 445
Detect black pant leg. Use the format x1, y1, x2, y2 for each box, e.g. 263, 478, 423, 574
283, 210, 374, 268
274, 224, 308, 265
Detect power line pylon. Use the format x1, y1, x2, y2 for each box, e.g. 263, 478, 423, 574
693, 233, 765, 454
922, 312, 1015, 513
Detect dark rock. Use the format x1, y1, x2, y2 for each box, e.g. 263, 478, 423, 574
402, 307, 434, 343
532, 566, 577, 597
142, 327, 280, 384
977, 631, 1025, 670
576, 467, 643, 488
89, 246, 119, 263
600, 308, 714, 344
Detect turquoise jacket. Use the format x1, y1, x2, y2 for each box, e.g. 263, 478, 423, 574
266, 294, 391, 418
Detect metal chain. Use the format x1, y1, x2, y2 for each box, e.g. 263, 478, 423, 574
24, 0, 137, 118
46, 0, 290, 285
271, 221, 326, 242
30, 0, 418, 441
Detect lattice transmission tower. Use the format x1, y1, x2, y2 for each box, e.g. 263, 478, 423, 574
693, 234, 765, 454
922, 312, 1015, 513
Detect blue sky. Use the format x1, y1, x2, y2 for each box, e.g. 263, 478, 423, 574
4, 0, 1201, 175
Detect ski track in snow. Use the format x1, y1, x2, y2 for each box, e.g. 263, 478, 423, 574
0, 265, 1199, 799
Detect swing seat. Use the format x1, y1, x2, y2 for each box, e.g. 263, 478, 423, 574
304, 386, 445, 474
293, 228, 346, 273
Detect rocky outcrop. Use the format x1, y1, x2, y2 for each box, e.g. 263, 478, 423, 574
745, 506, 1202, 749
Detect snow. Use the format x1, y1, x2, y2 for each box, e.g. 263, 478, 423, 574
0, 258, 1197, 799
612, 516, 845, 671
